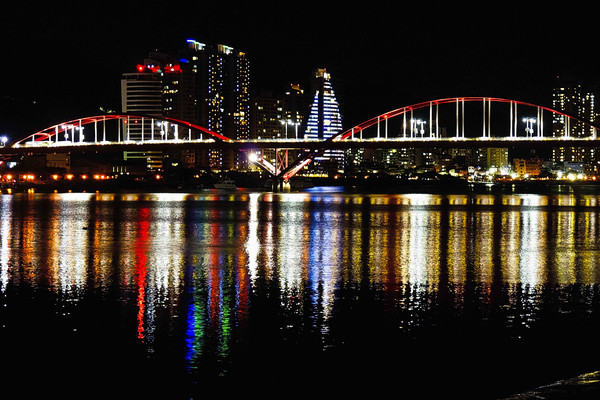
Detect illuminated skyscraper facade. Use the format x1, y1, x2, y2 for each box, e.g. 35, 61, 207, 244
120, 72, 163, 118
180, 40, 250, 170
304, 69, 343, 174
284, 84, 309, 139
552, 76, 597, 173
121, 40, 250, 171
121, 52, 187, 170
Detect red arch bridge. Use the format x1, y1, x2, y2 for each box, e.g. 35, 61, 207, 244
4, 97, 600, 181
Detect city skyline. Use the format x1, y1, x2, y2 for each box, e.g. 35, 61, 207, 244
2, 2, 599, 140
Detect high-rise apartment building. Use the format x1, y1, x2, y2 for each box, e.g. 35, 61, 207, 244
284, 84, 309, 139
249, 90, 286, 167
121, 51, 191, 136
121, 53, 183, 169
121, 40, 250, 171
250, 90, 285, 140
180, 40, 250, 170
120, 71, 163, 118
552, 75, 597, 173
247, 84, 309, 173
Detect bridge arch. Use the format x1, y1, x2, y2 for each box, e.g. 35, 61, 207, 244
333, 97, 599, 142
280, 97, 600, 180
12, 114, 230, 147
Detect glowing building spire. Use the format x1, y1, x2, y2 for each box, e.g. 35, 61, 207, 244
304, 69, 344, 171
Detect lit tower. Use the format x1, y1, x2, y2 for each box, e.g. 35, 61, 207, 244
180, 40, 250, 170
121, 40, 251, 172
121, 52, 188, 170
552, 75, 597, 173
304, 68, 343, 174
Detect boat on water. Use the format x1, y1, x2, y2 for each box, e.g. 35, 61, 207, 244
214, 179, 237, 189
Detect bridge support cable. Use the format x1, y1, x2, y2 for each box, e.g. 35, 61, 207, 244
462, 99, 465, 138
456, 99, 459, 137
538, 107, 544, 137
516, 101, 520, 137
430, 101, 440, 138
509, 101, 515, 137
482, 97, 491, 138
376, 115, 389, 139
430, 102, 433, 138
385, 115, 388, 139
437, 102, 440, 137
483, 98, 486, 138
456, 98, 465, 138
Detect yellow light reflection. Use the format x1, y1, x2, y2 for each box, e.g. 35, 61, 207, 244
407, 210, 440, 285
56, 198, 89, 293
473, 211, 494, 284
519, 210, 547, 286
246, 192, 260, 283
554, 211, 576, 285
500, 211, 521, 283
0, 196, 11, 292
447, 211, 467, 284
577, 211, 600, 284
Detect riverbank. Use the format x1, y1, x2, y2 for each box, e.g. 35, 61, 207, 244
501, 370, 600, 399
4, 174, 600, 195
325, 175, 600, 195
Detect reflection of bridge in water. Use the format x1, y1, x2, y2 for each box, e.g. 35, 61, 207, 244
4, 97, 600, 182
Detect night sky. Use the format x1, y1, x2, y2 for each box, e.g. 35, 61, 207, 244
2, 1, 598, 140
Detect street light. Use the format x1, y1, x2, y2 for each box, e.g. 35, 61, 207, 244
292, 120, 300, 139
411, 118, 426, 137
0, 136, 7, 147
280, 119, 288, 138
74, 126, 84, 142
523, 117, 536, 137
280, 119, 301, 139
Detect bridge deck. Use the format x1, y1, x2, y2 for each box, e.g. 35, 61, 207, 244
4, 137, 600, 155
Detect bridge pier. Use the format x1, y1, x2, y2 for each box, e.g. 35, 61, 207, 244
267, 176, 291, 192
271, 177, 288, 192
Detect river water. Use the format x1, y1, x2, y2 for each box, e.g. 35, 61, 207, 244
2, 189, 600, 398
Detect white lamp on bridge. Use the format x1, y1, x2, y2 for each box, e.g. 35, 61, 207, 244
248, 152, 259, 163
522, 117, 536, 137
411, 118, 426, 137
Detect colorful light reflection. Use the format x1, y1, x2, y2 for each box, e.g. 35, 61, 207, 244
3, 192, 600, 378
